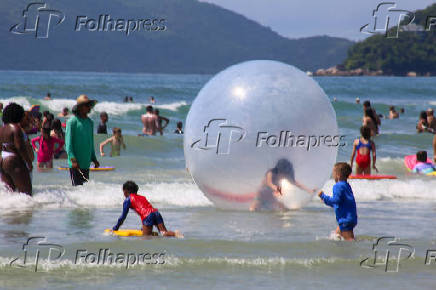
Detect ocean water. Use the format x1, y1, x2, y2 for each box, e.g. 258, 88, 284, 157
0, 71, 435, 289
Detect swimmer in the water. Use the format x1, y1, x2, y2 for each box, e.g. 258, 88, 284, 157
0, 103, 33, 195
51, 119, 67, 159
427, 108, 436, 132
112, 181, 182, 237
57, 107, 69, 119
99, 127, 126, 157
412, 151, 435, 174
250, 158, 315, 211
31, 127, 65, 170
174, 121, 183, 134
20, 111, 35, 166
362, 108, 378, 136
388, 106, 399, 119
416, 111, 429, 133
363, 101, 381, 134
97, 111, 108, 134
154, 109, 169, 136
350, 126, 377, 175
141, 106, 159, 135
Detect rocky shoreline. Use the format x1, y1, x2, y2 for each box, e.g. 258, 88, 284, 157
310, 66, 431, 77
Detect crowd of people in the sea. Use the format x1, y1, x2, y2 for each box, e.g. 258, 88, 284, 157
245, 97, 435, 240
0, 93, 184, 196
348, 98, 436, 176
0, 92, 434, 241
283, 97, 436, 240
341, 98, 435, 239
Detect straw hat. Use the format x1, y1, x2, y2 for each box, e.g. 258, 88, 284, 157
76, 94, 97, 107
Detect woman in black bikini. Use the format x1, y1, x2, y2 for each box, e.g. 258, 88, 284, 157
0, 103, 33, 195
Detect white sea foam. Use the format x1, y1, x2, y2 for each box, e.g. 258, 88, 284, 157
42, 98, 188, 115
40, 99, 143, 115
39, 99, 76, 112
322, 178, 436, 201
0, 181, 211, 213
0, 97, 32, 109
1, 97, 188, 116
0, 176, 434, 213
155, 100, 188, 111
0, 255, 342, 272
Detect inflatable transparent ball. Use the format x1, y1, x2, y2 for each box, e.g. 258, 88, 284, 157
184, 60, 338, 210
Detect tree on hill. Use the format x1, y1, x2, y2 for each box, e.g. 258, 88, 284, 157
343, 3, 436, 76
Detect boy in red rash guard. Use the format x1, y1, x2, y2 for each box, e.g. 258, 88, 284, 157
112, 181, 182, 237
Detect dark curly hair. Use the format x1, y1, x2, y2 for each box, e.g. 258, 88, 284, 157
2, 103, 24, 124
123, 181, 139, 193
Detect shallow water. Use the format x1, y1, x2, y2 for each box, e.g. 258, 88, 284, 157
0, 72, 435, 289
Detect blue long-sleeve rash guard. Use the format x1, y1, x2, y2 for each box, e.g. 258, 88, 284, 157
320, 181, 357, 226
113, 196, 131, 231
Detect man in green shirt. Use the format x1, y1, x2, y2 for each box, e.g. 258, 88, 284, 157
65, 95, 100, 186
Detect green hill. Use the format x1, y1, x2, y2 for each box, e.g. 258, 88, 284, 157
0, 0, 353, 74
343, 3, 436, 76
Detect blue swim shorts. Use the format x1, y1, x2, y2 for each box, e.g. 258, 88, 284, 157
143, 211, 164, 227
339, 222, 356, 232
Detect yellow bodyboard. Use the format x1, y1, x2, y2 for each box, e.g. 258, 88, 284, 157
104, 229, 143, 237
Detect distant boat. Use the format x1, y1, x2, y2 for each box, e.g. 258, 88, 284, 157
306, 71, 313, 77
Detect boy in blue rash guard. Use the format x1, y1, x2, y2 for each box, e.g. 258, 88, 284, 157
318, 162, 357, 241
112, 181, 182, 237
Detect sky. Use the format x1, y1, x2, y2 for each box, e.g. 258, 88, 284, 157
200, 0, 436, 40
